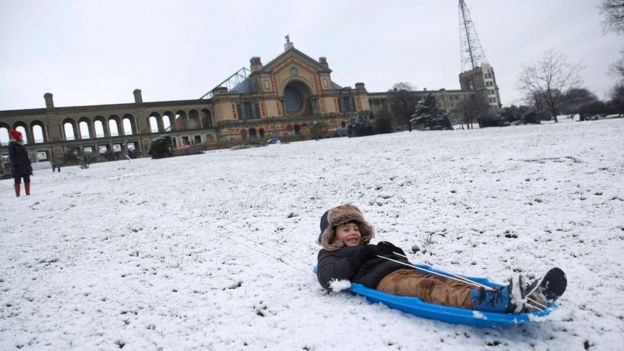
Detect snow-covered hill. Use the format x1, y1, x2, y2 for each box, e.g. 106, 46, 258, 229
1, 119, 623, 350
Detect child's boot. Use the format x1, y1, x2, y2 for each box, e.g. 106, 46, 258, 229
14, 184, 21, 197
522, 267, 567, 312
25, 182, 30, 195
470, 274, 525, 313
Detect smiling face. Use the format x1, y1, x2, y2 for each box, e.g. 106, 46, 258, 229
334, 221, 362, 247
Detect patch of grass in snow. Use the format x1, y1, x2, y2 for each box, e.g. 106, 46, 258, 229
503, 230, 518, 239
114, 339, 126, 348
254, 303, 268, 317
486, 340, 502, 346
419, 229, 446, 251
226, 281, 243, 290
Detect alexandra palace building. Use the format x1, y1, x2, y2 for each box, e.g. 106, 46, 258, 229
0, 39, 498, 167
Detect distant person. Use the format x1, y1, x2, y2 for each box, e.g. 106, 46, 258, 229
80, 155, 89, 169
52, 162, 56, 172
8, 129, 33, 197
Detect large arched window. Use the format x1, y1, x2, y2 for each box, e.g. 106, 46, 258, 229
163, 115, 172, 131
201, 109, 213, 128
32, 124, 45, 143
109, 119, 119, 137
94, 120, 105, 138
63, 122, 76, 141
149, 116, 159, 133
175, 111, 186, 130
188, 110, 200, 129
0, 125, 10, 146
283, 80, 312, 116
122, 115, 134, 135
79, 121, 91, 139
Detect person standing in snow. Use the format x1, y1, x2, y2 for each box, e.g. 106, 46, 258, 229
316, 204, 566, 314
8, 129, 33, 197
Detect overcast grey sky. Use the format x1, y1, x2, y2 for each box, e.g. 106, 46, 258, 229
0, 0, 620, 111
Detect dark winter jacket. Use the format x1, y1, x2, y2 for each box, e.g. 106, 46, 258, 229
316, 245, 408, 291
8, 141, 32, 177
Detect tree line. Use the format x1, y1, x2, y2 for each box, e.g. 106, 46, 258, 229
516, 1, 624, 122
312, 1, 624, 137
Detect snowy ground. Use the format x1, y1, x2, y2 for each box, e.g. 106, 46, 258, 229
1, 119, 623, 350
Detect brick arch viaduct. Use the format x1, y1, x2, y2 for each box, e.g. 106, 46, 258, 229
0, 90, 217, 164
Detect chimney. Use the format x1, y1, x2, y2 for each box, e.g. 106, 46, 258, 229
319, 57, 329, 69
250, 57, 263, 72
213, 87, 228, 96
44, 92, 54, 111
133, 89, 143, 104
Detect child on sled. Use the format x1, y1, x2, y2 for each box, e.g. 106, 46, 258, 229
316, 204, 567, 314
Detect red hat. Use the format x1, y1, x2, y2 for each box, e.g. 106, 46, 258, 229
9, 129, 22, 139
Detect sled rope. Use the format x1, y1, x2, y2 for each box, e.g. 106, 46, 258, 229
525, 297, 548, 311
381, 253, 547, 311
377, 255, 494, 290
216, 224, 310, 274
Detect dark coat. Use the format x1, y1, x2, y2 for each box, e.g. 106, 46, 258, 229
8, 141, 32, 177
316, 245, 408, 291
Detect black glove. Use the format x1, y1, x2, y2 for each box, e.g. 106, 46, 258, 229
376, 241, 405, 256
347, 244, 379, 270
376, 241, 396, 254
358, 244, 380, 260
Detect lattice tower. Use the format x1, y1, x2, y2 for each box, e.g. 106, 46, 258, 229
458, 0, 488, 72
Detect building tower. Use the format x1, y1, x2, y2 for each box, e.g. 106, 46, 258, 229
457, 0, 501, 108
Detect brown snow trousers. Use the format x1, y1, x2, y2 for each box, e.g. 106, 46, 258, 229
376, 268, 475, 309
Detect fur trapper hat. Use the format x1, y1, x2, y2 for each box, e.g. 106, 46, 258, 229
317, 204, 374, 251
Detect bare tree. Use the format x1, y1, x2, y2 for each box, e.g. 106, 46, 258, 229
600, 0, 624, 34
517, 50, 584, 122
522, 90, 549, 118
391, 82, 416, 91
387, 82, 418, 131
600, 1, 624, 77
560, 88, 599, 114
455, 94, 489, 129
612, 53, 624, 77
608, 83, 624, 113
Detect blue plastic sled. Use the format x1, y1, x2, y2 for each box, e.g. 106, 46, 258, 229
319, 264, 557, 327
